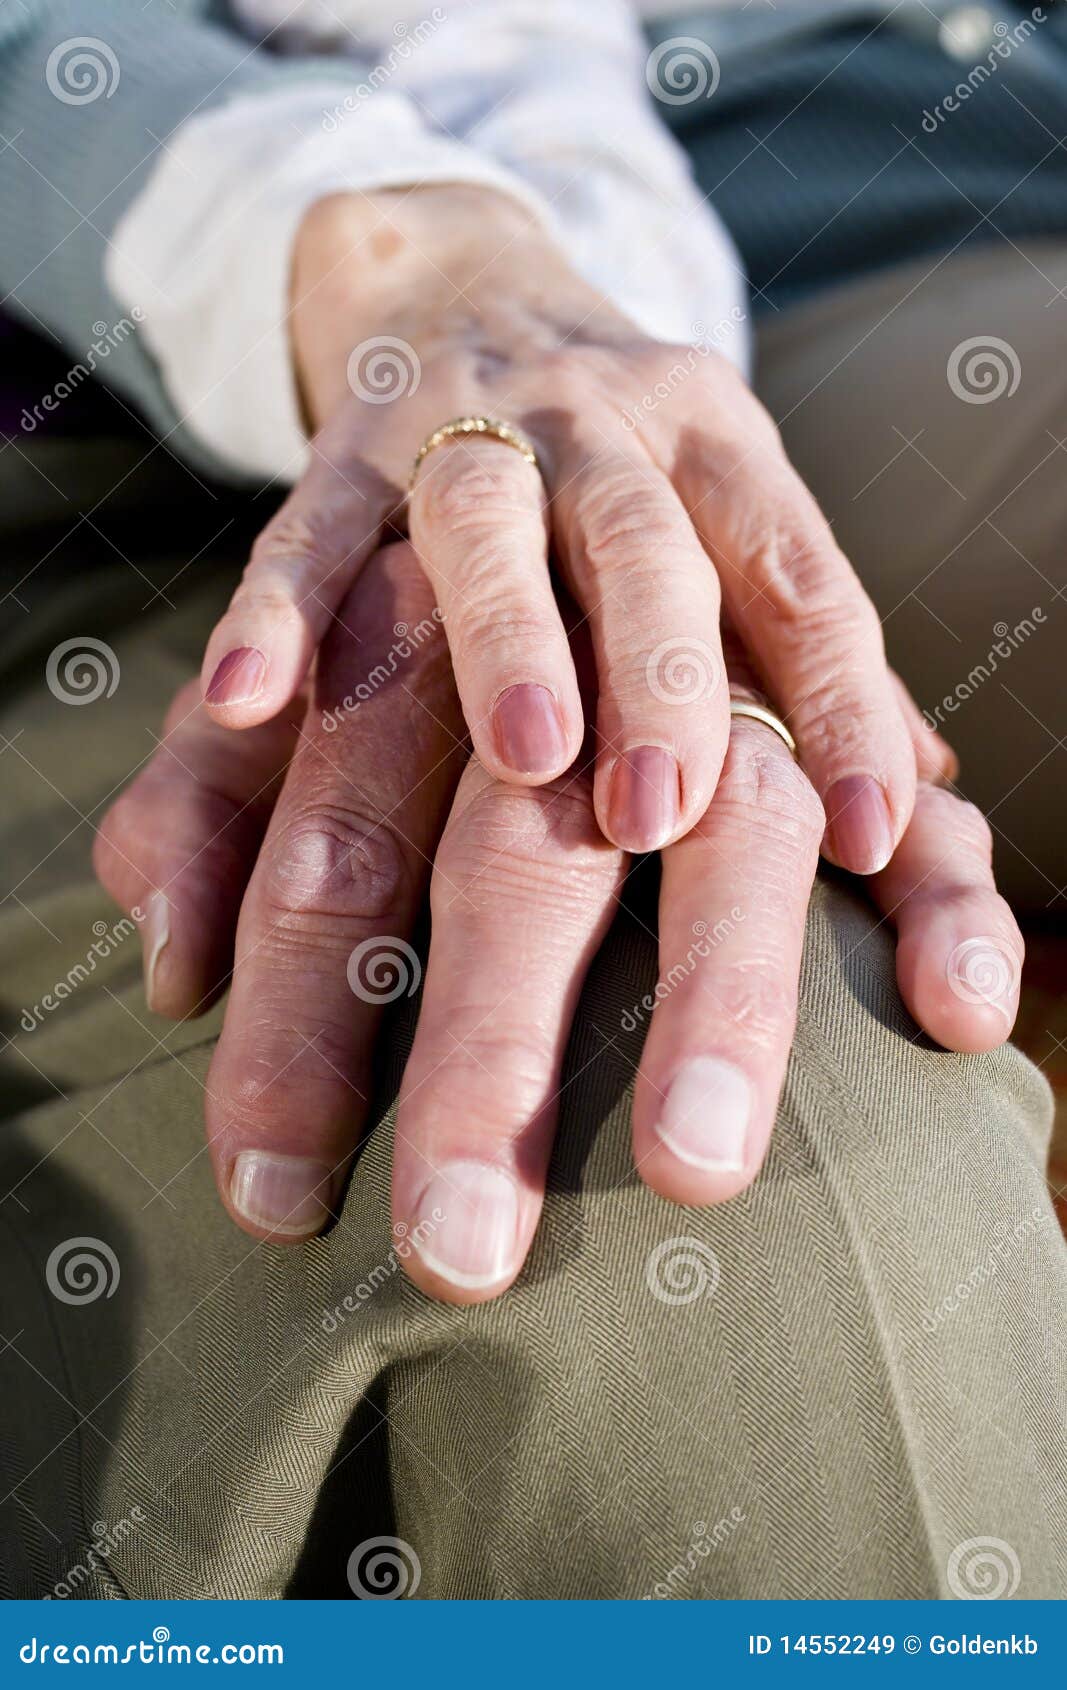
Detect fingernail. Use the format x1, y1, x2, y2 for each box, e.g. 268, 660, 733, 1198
230, 1151, 334, 1238
608, 746, 680, 852
492, 684, 567, 776
654, 1057, 751, 1171
206, 647, 266, 707
411, 1160, 519, 1290
142, 890, 171, 1013
826, 775, 894, 875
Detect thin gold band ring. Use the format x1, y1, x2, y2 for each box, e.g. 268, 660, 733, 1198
729, 698, 797, 757
409, 416, 541, 492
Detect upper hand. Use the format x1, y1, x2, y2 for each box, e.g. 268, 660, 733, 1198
199, 185, 916, 872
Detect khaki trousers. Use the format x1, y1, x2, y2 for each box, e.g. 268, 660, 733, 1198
1, 244, 1065, 1599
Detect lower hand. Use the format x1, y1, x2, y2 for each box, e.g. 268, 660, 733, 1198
96, 544, 1023, 1301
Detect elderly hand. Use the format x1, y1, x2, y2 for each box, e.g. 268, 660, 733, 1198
96, 542, 1022, 1303
199, 184, 916, 872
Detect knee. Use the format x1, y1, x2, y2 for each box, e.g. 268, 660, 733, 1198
372, 886, 1064, 1597
429, 882, 1062, 1597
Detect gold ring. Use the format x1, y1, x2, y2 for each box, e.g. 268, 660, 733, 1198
729, 698, 797, 757
409, 416, 540, 492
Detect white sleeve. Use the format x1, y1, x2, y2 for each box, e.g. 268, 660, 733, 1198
380, 1, 749, 362
107, 2, 748, 484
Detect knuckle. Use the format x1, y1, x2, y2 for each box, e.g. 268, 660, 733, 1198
400, 1037, 553, 1139
709, 731, 825, 844
919, 786, 995, 860
712, 962, 798, 1048
455, 604, 562, 670
92, 795, 138, 894
726, 498, 872, 632
689, 420, 783, 497
96, 780, 172, 879
577, 476, 690, 576
263, 805, 411, 923
953, 798, 995, 859
801, 583, 884, 651
432, 781, 620, 917
95, 774, 257, 905
250, 508, 324, 569
212, 1011, 363, 1129
442, 1020, 559, 1089
463, 779, 602, 858
792, 689, 886, 769
245, 519, 327, 596
751, 527, 832, 617
96, 787, 142, 858
227, 578, 305, 628
414, 451, 540, 537
522, 347, 596, 410
418, 525, 553, 631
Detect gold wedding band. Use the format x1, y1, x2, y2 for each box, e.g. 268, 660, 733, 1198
729, 698, 797, 757
409, 416, 541, 491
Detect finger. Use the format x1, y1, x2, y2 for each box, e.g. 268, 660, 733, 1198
93, 681, 299, 1017
680, 445, 915, 875
870, 783, 1023, 1053
200, 432, 394, 728
552, 441, 729, 853
632, 714, 825, 1205
891, 671, 960, 785
392, 761, 625, 1303
408, 434, 583, 783
205, 541, 465, 1243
